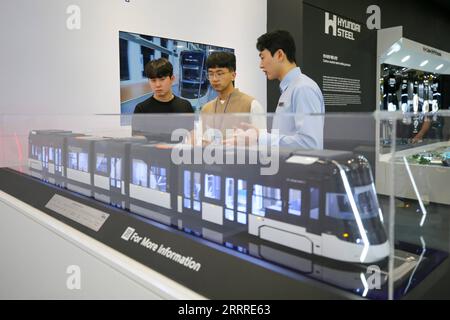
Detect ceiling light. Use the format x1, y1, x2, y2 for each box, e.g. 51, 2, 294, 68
436, 64, 444, 71
420, 60, 429, 67
401, 55, 411, 63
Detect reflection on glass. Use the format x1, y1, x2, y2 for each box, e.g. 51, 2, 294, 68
132, 159, 148, 187
205, 174, 221, 200
288, 189, 302, 216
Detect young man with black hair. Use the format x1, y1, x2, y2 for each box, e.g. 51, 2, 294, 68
232, 30, 325, 150
134, 58, 193, 114
201, 51, 265, 129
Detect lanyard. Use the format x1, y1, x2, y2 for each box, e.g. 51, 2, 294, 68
214, 92, 234, 114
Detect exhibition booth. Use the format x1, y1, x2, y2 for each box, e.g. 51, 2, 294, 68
1, 0, 450, 300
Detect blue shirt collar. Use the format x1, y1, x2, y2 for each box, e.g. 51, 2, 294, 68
279, 67, 302, 93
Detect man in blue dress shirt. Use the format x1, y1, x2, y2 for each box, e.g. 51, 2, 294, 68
237, 30, 325, 150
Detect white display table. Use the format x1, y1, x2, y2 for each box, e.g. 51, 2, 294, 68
0, 190, 203, 300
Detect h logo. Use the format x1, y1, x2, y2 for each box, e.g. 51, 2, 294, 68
325, 12, 337, 36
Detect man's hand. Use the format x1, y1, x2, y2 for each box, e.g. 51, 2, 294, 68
185, 129, 212, 147
222, 122, 260, 147
411, 134, 423, 144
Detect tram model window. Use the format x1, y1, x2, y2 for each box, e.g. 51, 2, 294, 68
68, 151, 78, 170
193, 172, 201, 211
310, 187, 320, 220
183, 171, 201, 211
252, 185, 282, 217
326, 185, 378, 220
288, 189, 302, 216
237, 180, 247, 224
78, 153, 89, 173
237, 211, 247, 225
132, 159, 148, 187
48, 147, 54, 162
353, 185, 378, 219
225, 178, 234, 209
204, 174, 221, 200
111, 157, 122, 188
150, 166, 167, 192
326, 193, 353, 220
96, 154, 108, 174
55, 149, 62, 172
237, 180, 247, 212
42, 147, 49, 168
358, 191, 374, 213
184, 170, 191, 209
225, 209, 234, 221
225, 178, 235, 221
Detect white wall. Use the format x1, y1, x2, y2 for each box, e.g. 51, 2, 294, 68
0, 0, 267, 115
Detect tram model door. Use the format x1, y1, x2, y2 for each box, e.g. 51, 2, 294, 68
182, 170, 202, 215
109, 157, 123, 199
223, 177, 249, 227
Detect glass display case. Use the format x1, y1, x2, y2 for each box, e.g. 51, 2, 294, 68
377, 111, 450, 205
1, 112, 449, 299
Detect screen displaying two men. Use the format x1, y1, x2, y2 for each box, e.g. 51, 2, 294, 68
119, 31, 234, 114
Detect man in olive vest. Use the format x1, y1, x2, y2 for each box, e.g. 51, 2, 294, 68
200, 51, 265, 143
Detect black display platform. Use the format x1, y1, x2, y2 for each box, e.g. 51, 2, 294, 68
1, 168, 448, 299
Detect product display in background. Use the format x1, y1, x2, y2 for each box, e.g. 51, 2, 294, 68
380, 64, 446, 112
379, 65, 449, 147
407, 146, 450, 166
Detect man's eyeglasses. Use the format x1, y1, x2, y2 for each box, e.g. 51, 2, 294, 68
207, 71, 230, 80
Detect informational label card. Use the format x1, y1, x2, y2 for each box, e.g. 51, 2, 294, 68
45, 194, 109, 232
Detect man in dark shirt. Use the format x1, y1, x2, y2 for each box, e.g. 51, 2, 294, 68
134, 58, 194, 113
133, 58, 194, 141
